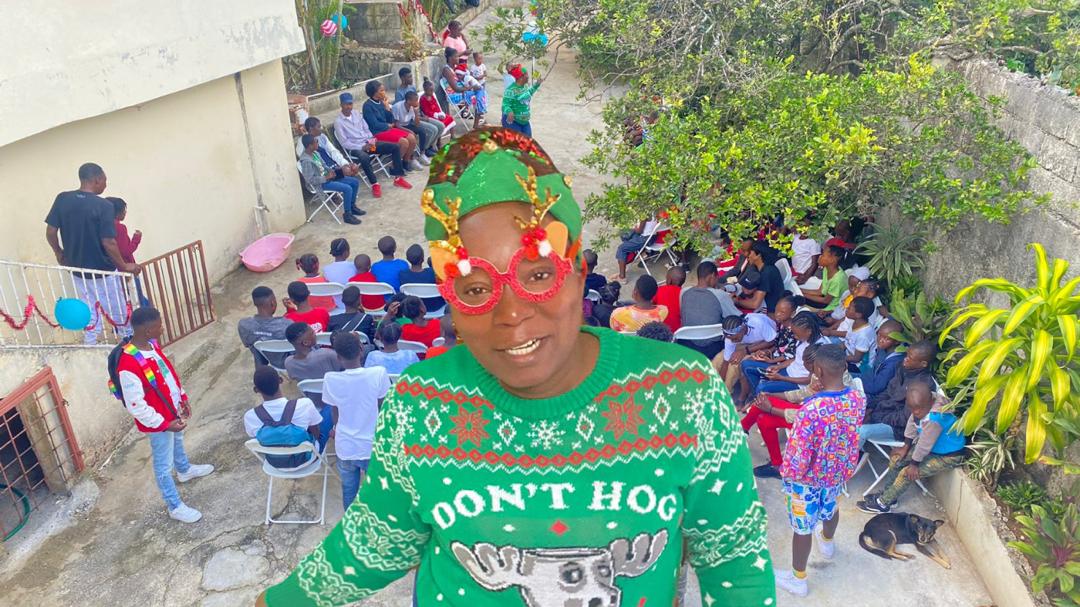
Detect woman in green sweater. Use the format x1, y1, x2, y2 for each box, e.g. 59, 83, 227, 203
257, 128, 774, 606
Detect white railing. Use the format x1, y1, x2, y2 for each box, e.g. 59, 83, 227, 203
0, 259, 137, 349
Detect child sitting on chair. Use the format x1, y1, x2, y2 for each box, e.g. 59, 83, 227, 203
858, 380, 966, 514
419, 78, 456, 133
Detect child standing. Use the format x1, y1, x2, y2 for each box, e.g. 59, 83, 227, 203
110, 307, 214, 523
775, 344, 865, 597
858, 380, 966, 514
109, 196, 149, 306
322, 332, 391, 511
469, 51, 487, 88
296, 253, 336, 311
501, 64, 542, 137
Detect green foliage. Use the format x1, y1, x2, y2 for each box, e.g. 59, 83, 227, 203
885, 289, 954, 351
1009, 503, 1080, 604
857, 223, 928, 293
966, 425, 1019, 488
999, 481, 1053, 513
294, 0, 356, 92
941, 243, 1080, 465
480, 6, 553, 71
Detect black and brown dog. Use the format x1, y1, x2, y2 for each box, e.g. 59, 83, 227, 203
858, 513, 951, 569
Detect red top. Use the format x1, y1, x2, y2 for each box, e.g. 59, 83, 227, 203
117, 342, 182, 433
114, 221, 141, 264
401, 320, 441, 347
653, 284, 682, 332
420, 94, 443, 119
425, 345, 450, 358
349, 272, 388, 311
299, 275, 336, 311
285, 307, 331, 333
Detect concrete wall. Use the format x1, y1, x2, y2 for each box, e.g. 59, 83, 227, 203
0, 0, 305, 146
921, 59, 1080, 298
0, 351, 131, 469
0, 61, 306, 284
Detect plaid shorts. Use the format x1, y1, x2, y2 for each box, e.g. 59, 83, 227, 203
783, 480, 843, 535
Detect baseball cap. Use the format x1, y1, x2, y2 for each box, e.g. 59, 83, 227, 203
339, 92, 354, 104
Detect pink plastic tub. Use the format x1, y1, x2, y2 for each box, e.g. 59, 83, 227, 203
240, 233, 295, 273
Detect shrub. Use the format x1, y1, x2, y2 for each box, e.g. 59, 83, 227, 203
1009, 503, 1080, 604
857, 223, 928, 294
998, 480, 1052, 514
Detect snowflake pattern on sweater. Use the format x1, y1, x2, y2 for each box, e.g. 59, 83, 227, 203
266, 327, 774, 606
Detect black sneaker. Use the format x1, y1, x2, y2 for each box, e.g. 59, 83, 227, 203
753, 464, 781, 479
343, 214, 361, 225
857, 494, 891, 514
354, 208, 367, 216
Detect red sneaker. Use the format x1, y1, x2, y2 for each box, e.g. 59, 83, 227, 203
372, 183, 382, 198
393, 177, 413, 189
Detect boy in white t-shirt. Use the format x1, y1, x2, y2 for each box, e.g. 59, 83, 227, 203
244, 366, 324, 450
322, 332, 392, 511
841, 297, 877, 371
790, 225, 821, 285
469, 51, 488, 88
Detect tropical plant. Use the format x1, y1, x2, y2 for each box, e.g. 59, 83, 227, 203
1009, 503, 1080, 605
887, 289, 954, 351
940, 243, 1080, 465
857, 223, 928, 293
966, 425, 1019, 488
294, 0, 356, 91
999, 480, 1053, 514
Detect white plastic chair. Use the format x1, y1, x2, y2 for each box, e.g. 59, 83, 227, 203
672, 323, 725, 343
775, 258, 802, 296
400, 283, 447, 318
432, 337, 445, 348
253, 340, 296, 375
297, 378, 324, 396
398, 339, 429, 354
306, 282, 346, 316
586, 289, 601, 302
297, 161, 344, 224
347, 281, 397, 316
244, 439, 328, 525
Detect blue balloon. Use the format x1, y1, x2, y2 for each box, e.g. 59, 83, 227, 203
538, 34, 548, 45
335, 14, 348, 31
54, 298, 91, 331
522, 31, 537, 42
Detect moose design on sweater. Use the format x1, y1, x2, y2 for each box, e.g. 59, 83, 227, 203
266, 327, 774, 607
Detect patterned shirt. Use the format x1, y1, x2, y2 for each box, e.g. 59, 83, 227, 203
780, 387, 865, 488
502, 81, 541, 124
608, 304, 668, 333
265, 327, 774, 606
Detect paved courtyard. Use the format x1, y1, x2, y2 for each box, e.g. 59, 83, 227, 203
0, 10, 992, 606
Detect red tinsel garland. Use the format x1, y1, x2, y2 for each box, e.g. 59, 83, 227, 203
0, 295, 133, 332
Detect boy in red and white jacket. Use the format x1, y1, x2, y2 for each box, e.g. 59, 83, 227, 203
113, 307, 213, 522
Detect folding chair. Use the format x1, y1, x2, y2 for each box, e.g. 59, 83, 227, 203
244, 439, 328, 525
253, 340, 296, 375
331, 121, 394, 181
632, 222, 678, 276
440, 77, 474, 131
857, 439, 932, 497
398, 339, 429, 354
297, 161, 344, 224
347, 281, 397, 317
672, 323, 725, 344
400, 283, 447, 317
306, 282, 346, 316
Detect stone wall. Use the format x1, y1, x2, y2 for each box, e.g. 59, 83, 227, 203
920, 58, 1080, 298
347, 0, 425, 47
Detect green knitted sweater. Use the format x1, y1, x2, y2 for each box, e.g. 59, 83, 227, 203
267, 327, 774, 606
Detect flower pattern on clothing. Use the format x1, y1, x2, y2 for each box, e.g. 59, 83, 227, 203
773, 325, 799, 360
780, 388, 865, 487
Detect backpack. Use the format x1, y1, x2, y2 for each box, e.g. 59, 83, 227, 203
254, 400, 315, 469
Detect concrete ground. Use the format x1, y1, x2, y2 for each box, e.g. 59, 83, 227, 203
0, 9, 993, 606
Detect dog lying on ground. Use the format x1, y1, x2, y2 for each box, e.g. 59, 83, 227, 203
858, 513, 951, 569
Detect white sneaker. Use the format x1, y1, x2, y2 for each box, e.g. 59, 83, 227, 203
417, 154, 431, 166
774, 569, 809, 597
177, 463, 214, 483
815, 525, 836, 559
168, 503, 203, 523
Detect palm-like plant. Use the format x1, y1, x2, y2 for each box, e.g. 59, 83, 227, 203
940, 243, 1080, 465
887, 288, 953, 351
856, 222, 928, 292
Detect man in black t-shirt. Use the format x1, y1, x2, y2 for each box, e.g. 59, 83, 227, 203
45, 163, 140, 344
736, 241, 785, 314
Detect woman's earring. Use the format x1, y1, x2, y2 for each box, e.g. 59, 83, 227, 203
453, 322, 464, 345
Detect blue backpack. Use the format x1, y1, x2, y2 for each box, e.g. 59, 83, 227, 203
254, 400, 315, 469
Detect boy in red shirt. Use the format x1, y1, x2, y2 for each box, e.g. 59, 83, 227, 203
654, 265, 685, 332
348, 254, 387, 312
284, 281, 331, 333
110, 307, 213, 523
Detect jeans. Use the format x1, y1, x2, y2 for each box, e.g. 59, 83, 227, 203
616, 232, 647, 262
74, 274, 131, 345
323, 176, 361, 215
501, 114, 532, 137
148, 430, 191, 510
879, 453, 964, 504
744, 362, 797, 395
317, 406, 333, 454
406, 120, 442, 153
859, 422, 897, 448
337, 458, 370, 512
